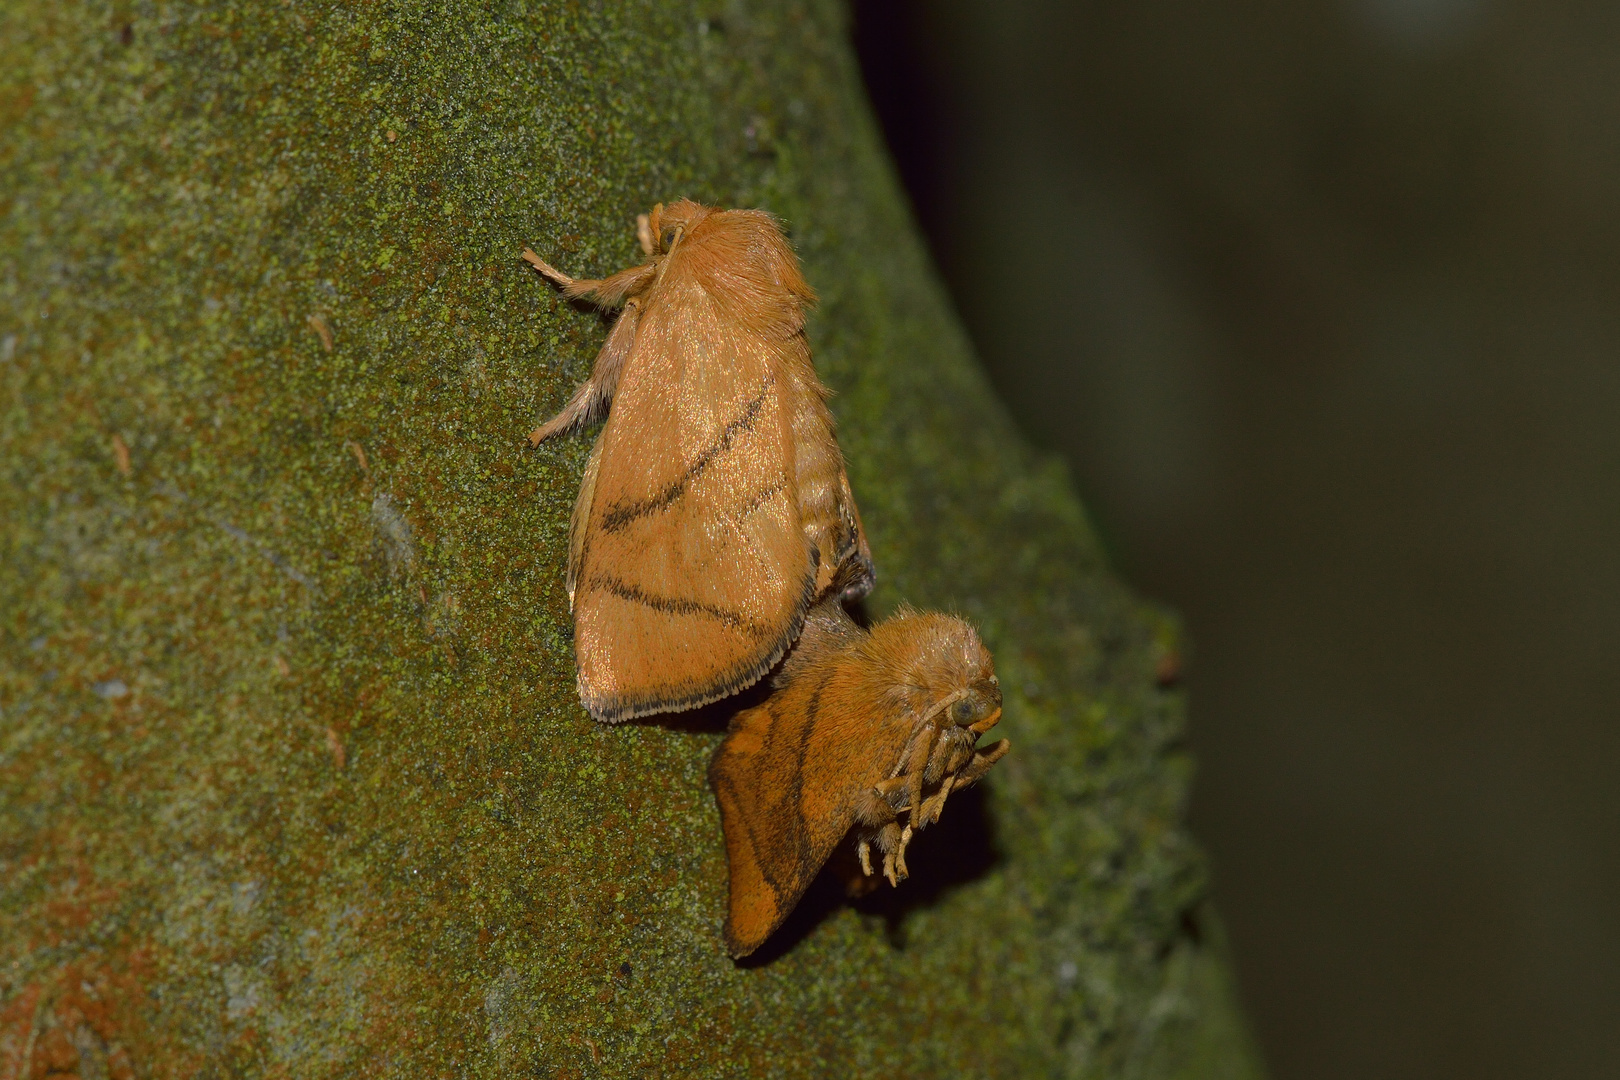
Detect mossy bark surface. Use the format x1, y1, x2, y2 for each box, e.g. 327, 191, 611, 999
1, 2, 1264, 1076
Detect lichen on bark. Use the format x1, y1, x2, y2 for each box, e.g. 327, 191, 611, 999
0, 1, 1264, 1076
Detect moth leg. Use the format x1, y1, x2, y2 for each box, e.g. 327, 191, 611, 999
916, 775, 958, 828
529, 296, 643, 445
521, 248, 583, 291
955, 738, 1011, 788
903, 726, 940, 826
851, 781, 906, 880
925, 727, 977, 786
871, 775, 910, 808
854, 780, 906, 828
879, 821, 908, 886
521, 249, 655, 308
856, 822, 896, 879
888, 824, 914, 884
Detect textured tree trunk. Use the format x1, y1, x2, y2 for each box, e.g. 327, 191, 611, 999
0, 2, 1264, 1076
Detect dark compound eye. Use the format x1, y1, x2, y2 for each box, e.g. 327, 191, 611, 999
660, 226, 680, 251
950, 698, 978, 726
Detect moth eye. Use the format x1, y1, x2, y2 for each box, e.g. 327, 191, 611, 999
660, 226, 680, 251
950, 698, 978, 726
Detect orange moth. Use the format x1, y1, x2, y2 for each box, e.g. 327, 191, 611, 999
525, 200, 872, 723
708, 598, 1011, 958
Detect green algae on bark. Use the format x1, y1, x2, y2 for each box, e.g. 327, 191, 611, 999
0, 1, 1265, 1076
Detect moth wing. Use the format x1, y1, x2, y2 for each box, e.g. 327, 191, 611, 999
571, 277, 816, 721
708, 605, 908, 957
709, 694, 826, 958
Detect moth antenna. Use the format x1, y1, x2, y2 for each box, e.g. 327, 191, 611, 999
651, 225, 685, 289
889, 687, 967, 798
889, 698, 944, 780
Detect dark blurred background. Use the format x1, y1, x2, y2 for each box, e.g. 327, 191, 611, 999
850, 1, 1620, 1077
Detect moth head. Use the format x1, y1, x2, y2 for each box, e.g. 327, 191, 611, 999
645, 198, 711, 254
868, 609, 999, 723
948, 676, 1002, 728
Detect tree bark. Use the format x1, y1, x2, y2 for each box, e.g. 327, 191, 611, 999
0, 1, 1263, 1076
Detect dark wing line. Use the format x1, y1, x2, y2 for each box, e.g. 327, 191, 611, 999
599, 379, 774, 534
586, 565, 819, 723
717, 684, 826, 915
711, 767, 768, 883
587, 574, 773, 639
733, 476, 789, 521
793, 670, 832, 789
730, 759, 800, 903
751, 666, 835, 898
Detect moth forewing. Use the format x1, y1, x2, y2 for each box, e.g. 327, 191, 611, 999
709, 601, 1011, 957
564, 433, 604, 608
526, 200, 868, 723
